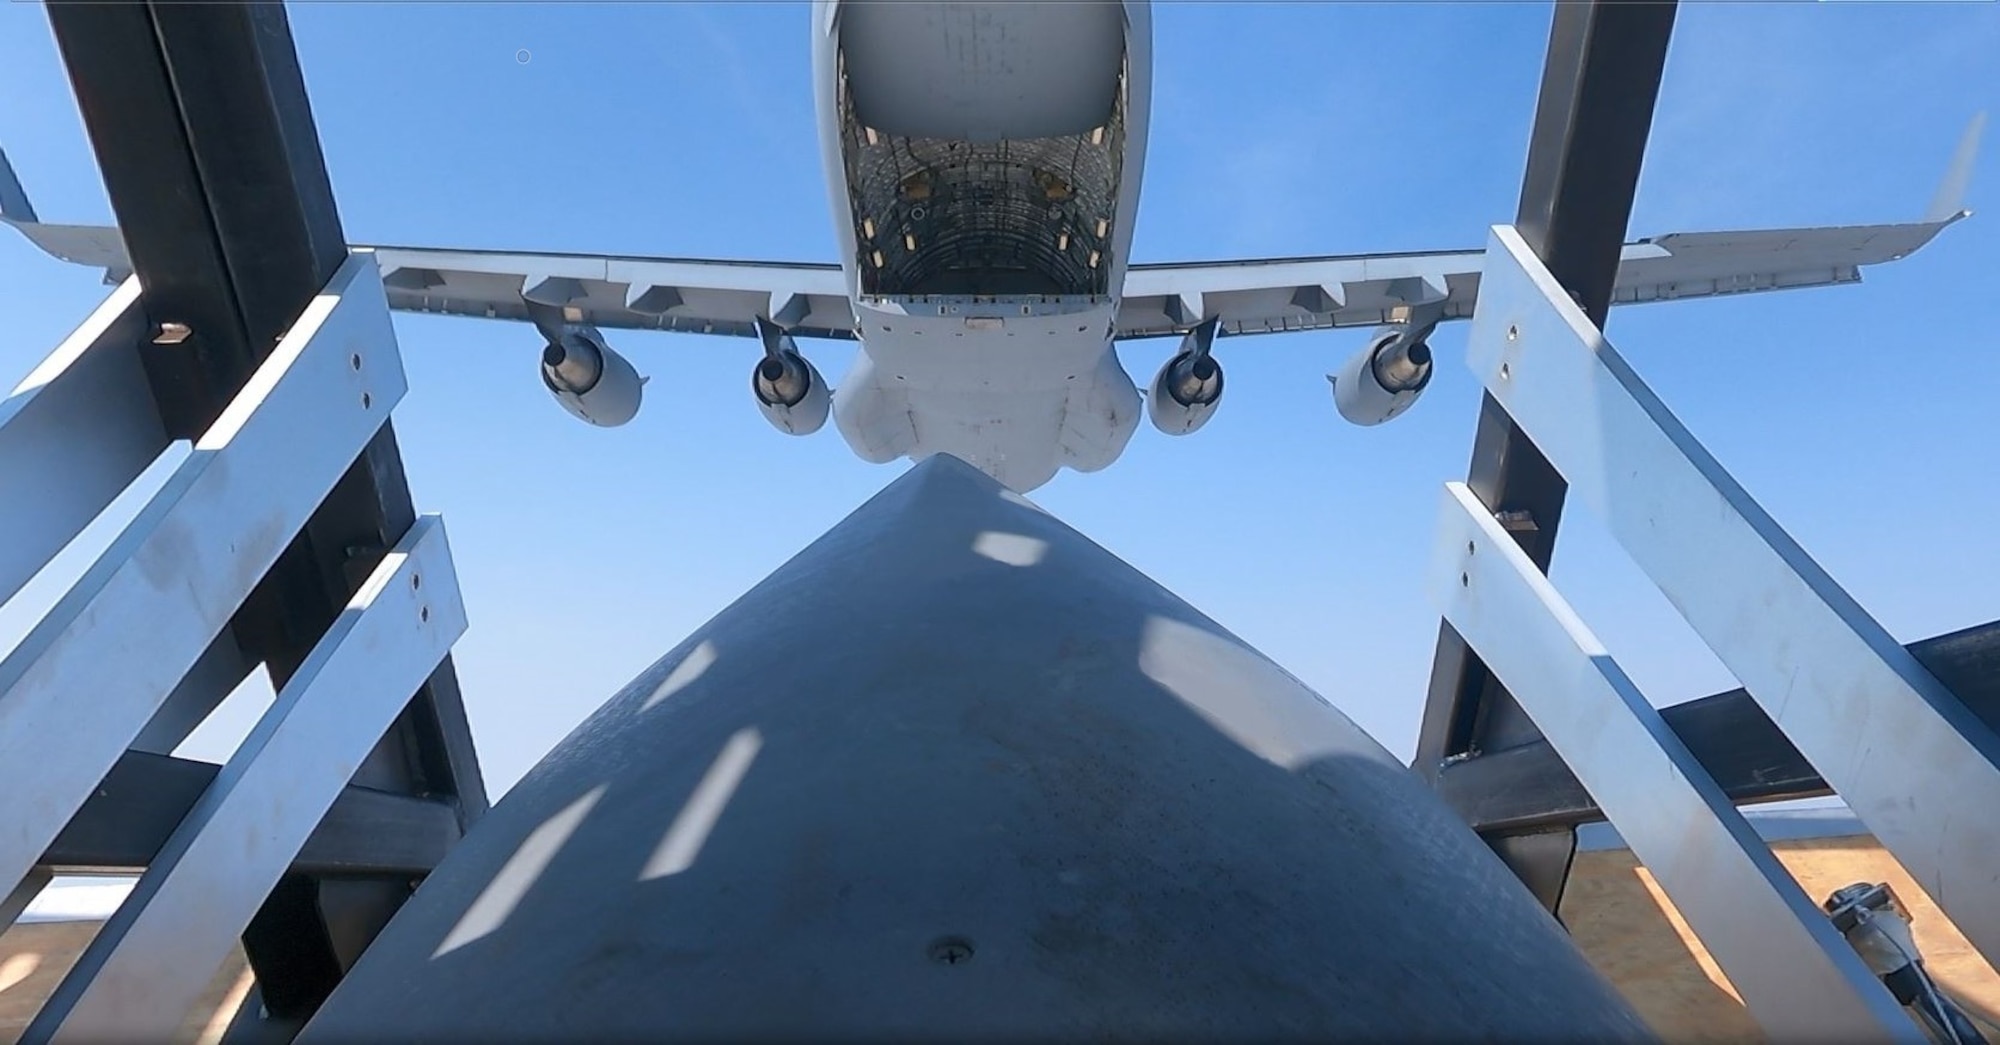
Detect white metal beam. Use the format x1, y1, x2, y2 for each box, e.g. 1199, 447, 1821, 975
1431, 481, 1914, 1040
25, 515, 465, 1044
128, 628, 258, 756
0, 277, 169, 607
0, 254, 406, 906
1464, 223, 2000, 966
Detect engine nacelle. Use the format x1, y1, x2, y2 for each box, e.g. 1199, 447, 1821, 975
753, 350, 832, 435
540, 328, 644, 427
1147, 318, 1225, 436
1330, 326, 1433, 426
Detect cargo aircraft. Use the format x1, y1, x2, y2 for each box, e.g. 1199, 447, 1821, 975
3, 2, 1982, 491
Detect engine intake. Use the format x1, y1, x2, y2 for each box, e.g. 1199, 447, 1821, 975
1147, 318, 1224, 436
541, 328, 644, 427
1330, 326, 1433, 426
753, 318, 831, 436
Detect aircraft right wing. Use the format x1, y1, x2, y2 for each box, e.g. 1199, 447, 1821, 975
1116, 113, 1984, 342
0, 150, 133, 283
360, 246, 855, 342
2, 148, 855, 343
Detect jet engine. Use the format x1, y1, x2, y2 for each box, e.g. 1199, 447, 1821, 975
752, 317, 831, 436
540, 327, 644, 427
1147, 317, 1224, 436
1329, 326, 1433, 426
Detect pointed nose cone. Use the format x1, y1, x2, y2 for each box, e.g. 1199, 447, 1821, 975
301, 454, 1646, 1042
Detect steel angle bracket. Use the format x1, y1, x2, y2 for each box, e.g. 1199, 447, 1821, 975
25, 516, 465, 1044
1431, 483, 1914, 1041
1464, 222, 2000, 967
0, 253, 407, 909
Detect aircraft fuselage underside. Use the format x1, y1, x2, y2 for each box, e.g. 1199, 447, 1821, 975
813, 0, 1154, 491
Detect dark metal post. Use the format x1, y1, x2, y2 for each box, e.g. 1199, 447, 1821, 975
44, 1, 487, 1031
1413, 0, 1678, 914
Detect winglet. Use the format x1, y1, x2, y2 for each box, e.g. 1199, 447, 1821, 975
1925, 111, 1985, 225
0, 145, 40, 226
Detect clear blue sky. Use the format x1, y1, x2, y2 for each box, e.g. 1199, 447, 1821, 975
2, 1, 1996, 798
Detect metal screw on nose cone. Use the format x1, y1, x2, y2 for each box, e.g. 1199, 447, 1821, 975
927, 936, 974, 965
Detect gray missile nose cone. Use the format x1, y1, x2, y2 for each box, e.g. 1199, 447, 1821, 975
301, 454, 1647, 1043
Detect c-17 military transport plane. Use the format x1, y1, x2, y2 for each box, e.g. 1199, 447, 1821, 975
2, 3, 1983, 492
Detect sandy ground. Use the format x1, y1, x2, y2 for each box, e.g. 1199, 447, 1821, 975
1562, 833, 2000, 1042
0, 920, 251, 1043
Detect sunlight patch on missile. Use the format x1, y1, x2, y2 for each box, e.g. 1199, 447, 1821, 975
972, 531, 1048, 567
433, 785, 606, 958
641, 728, 764, 881
642, 640, 718, 711
1137, 615, 1365, 771
998, 488, 1049, 514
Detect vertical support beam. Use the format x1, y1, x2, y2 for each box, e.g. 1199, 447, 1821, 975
1432, 482, 1916, 1040
44, 1, 487, 1026
1465, 222, 2000, 969
27, 518, 466, 1045
1412, 0, 1677, 913
0, 256, 405, 912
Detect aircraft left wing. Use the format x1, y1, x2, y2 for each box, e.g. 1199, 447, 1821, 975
1116, 113, 1983, 341
3, 148, 854, 342
1112, 218, 1962, 341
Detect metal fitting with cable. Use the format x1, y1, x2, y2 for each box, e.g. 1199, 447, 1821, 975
1825, 882, 1989, 1044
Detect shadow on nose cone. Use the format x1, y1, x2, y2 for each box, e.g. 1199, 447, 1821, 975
300, 454, 1649, 1043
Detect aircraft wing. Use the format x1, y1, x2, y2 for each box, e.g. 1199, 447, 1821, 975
1114, 215, 1965, 341
9, 211, 1953, 348
4, 149, 854, 342
1117, 113, 1984, 342
358, 247, 855, 341
5, 113, 1980, 347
